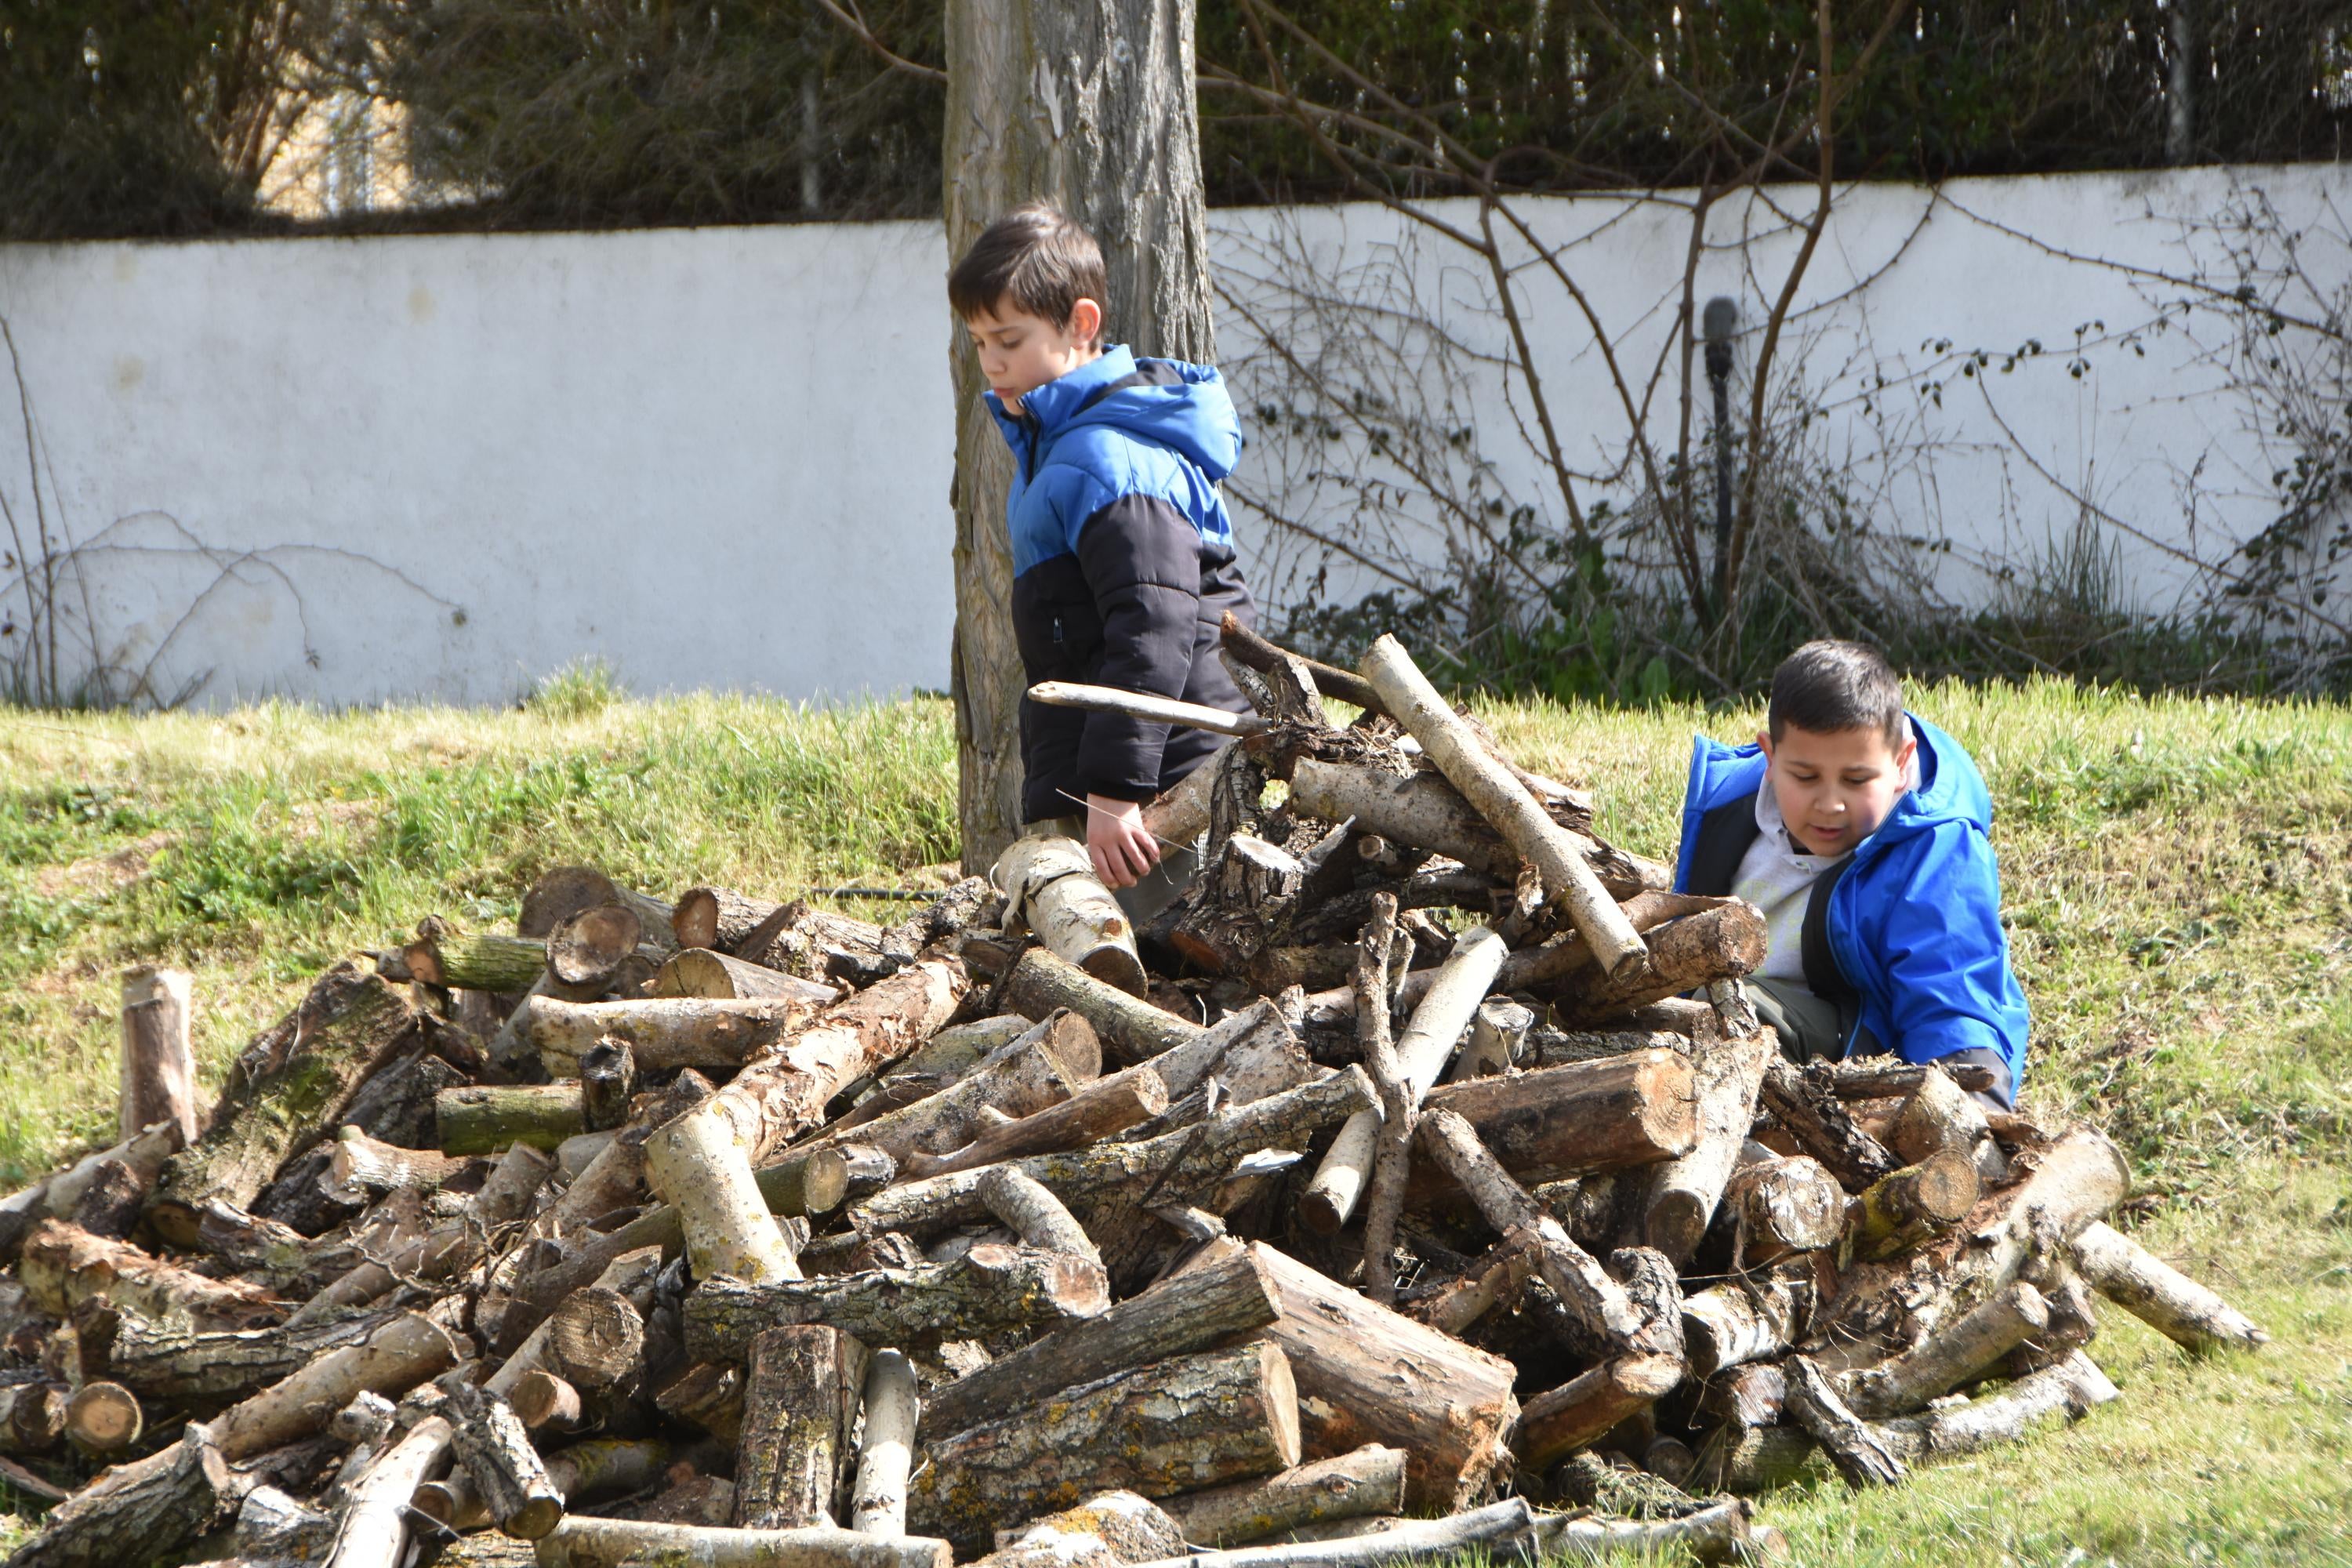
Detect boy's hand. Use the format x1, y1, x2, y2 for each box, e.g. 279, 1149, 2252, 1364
1085, 794, 1161, 891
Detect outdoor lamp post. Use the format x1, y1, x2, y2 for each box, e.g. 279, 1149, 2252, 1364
1702, 296, 1738, 622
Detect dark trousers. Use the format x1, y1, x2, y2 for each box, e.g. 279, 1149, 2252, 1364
1747, 975, 2016, 1111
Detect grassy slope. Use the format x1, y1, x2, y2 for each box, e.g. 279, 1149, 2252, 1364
1, 681, 2347, 1563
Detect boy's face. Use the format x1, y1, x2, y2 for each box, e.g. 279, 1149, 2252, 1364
1758, 721, 1916, 858
965, 296, 1103, 413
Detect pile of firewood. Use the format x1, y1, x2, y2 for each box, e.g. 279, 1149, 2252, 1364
0, 625, 2269, 1568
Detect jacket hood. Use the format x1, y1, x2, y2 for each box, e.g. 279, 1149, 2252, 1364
987, 344, 1243, 483
1677, 711, 1991, 880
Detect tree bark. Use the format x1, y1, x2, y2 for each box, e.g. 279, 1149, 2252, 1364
18, 1218, 278, 1328
101, 1306, 391, 1406
1181, 1241, 1518, 1512
1759, 1058, 1898, 1192
325, 1415, 456, 1568
1713, 1153, 1846, 1265
2071, 1220, 2268, 1352
901, 1066, 1167, 1181
1283, 760, 1645, 895
1889, 1064, 2005, 1181
920, 1240, 1280, 1442
1000, 948, 1203, 1068
405, 920, 550, 994
147, 964, 419, 1247
1846, 1152, 1982, 1262
210, 1312, 463, 1461
908, 1342, 1297, 1555
1543, 902, 1767, 1023
943, 0, 1218, 869
1875, 1350, 2118, 1464
119, 967, 199, 1147
1783, 1355, 1906, 1487
1682, 1267, 1812, 1377
1351, 895, 1409, 1302
1357, 637, 1642, 971
436, 1082, 584, 1156
1160, 1446, 1407, 1548
534, 1519, 949, 1568
517, 994, 835, 1077
0, 1381, 67, 1455
1, 1421, 253, 1568
1300, 926, 1505, 1236
978, 1165, 1102, 1265
686, 1244, 1109, 1362
440, 1376, 565, 1540
739, 1326, 869, 1530
546, 902, 648, 993
851, 1349, 921, 1537
1841, 1279, 2052, 1418
656, 948, 845, 1004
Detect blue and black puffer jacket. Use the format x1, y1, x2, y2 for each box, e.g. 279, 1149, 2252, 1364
990, 344, 1258, 824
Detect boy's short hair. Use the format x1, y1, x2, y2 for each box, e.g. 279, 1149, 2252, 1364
948, 201, 1109, 344
1769, 640, 1907, 746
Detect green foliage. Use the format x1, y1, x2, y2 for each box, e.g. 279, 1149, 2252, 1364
525, 658, 622, 720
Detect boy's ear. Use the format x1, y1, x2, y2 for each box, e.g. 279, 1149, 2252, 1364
1755, 729, 1773, 763
1069, 297, 1103, 347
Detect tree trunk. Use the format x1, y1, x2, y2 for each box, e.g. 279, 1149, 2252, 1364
739, 1326, 869, 1530
18, 1218, 279, 1328
101, 1306, 390, 1406
1875, 1350, 2118, 1464
0, 1421, 253, 1568
942, 0, 1218, 871
1682, 1267, 1811, 1377
325, 1415, 458, 1568
147, 964, 419, 1247
1846, 1152, 1982, 1261
919, 1240, 1280, 1442
1758, 1058, 1898, 1192
405, 921, 551, 994
1712, 1152, 1846, 1265
1840, 1280, 2052, 1418
900, 1066, 1167, 1181
908, 1342, 1297, 1555
1160, 1446, 1407, 1548
119, 967, 199, 1147
210, 1311, 463, 1461
656, 949, 844, 1004
1782, 1355, 1906, 1487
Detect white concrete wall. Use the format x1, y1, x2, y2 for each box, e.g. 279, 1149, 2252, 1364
0, 163, 2343, 708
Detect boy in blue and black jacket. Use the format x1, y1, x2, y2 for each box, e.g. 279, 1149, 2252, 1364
1675, 640, 2028, 1108
949, 203, 1256, 913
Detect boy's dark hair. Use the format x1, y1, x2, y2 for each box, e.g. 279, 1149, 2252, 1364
1769, 640, 1907, 746
948, 201, 1109, 345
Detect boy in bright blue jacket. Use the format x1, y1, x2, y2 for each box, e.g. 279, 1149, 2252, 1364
1675, 641, 2027, 1108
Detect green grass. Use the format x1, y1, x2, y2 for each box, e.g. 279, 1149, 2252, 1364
2, 681, 2350, 1562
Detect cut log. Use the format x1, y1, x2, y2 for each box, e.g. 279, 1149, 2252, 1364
1695, 1363, 1786, 1430
292, 1141, 552, 1323
999, 947, 1203, 1068
1782, 1355, 1905, 1487
978, 1490, 1183, 1568
415, 1437, 671, 1534
1876, 1350, 2119, 1464
1136, 998, 1312, 1105
548, 902, 647, 992
655, 947, 846, 1003
489, 1247, 665, 1402
1842, 1280, 2052, 1417
579, 1039, 636, 1132
510, 1370, 583, 1431
1403, 1236, 1534, 1337
2071, 1220, 2269, 1352
1847, 1152, 1982, 1261
1352, 895, 1410, 1302
1284, 762, 1635, 895
406, 920, 551, 994
1683, 1267, 1812, 1377
1759, 1058, 1899, 1192
920, 1240, 1282, 1442
1449, 997, 1530, 1083
148, 963, 419, 1247
849, 1068, 1374, 1240
995, 833, 1148, 994
534, 1519, 951, 1568
324, 1414, 456, 1568
1160, 1445, 1408, 1549
64, 1157, 144, 1239
520, 867, 677, 956
1171, 834, 1306, 976
103, 1308, 388, 1404
1301, 925, 1506, 1236
646, 956, 969, 1286
1184, 1241, 1519, 1512
119, 967, 199, 1146
1544, 902, 1768, 1022
1509, 1355, 1685, 1473
0, 1420, 254, 1568
739, 1326, 869, 1529
210, 1311, 462, 1460
0, 1381, 67, 1455
655, 1362, 747, 1445
978, 1166, 1101, 1266
19, 1218, 278, 1327
900, 1067, 1167, 1181
1693, 1425, 1817, 1496
1359, 636, 1642, 972
800, 1145, 898, 1218
1889, 1064, 2006, 1181
543, 1287, 646, 1392
1414, 1109, 1644, 1352
851, 1349, 920, 1537
441, 1374, 565, 1540
1714, 1154, 1846, 1265
1026, 681, 1266, 738
518, 994, 835, 1077
685, 1243, 1108, 1362
907, 1340, 1301, 1555
1410, 1049, 1697, 1200
329, 1125, 465, 1198
1632, 1020, 1777, 1264
435, 1082, 585, 1156
673, 886, 789, 954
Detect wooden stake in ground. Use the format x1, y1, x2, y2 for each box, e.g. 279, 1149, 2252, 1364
851, 1349, 920, 1537
1358, 635, 1642, 973
1300, 924, 1505, 1236
739, 1326, 869, 1529
119, 967, 198, 1146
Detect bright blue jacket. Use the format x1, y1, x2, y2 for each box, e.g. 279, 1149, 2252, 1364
1672, 713, 2029, 1084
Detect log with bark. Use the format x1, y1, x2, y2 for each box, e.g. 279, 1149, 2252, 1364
1160, 1446, 1409, 1549
995, 833, 1149, 994
119, 967, 200, 1146
2070, 1220, 2268, 1352
532, 1518, 951, 1568
977, 1490, 1184, 1568
739, 1325, 869, 1529
684, 1243, 1109, 1362
1409, 1049, 1698, 1200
